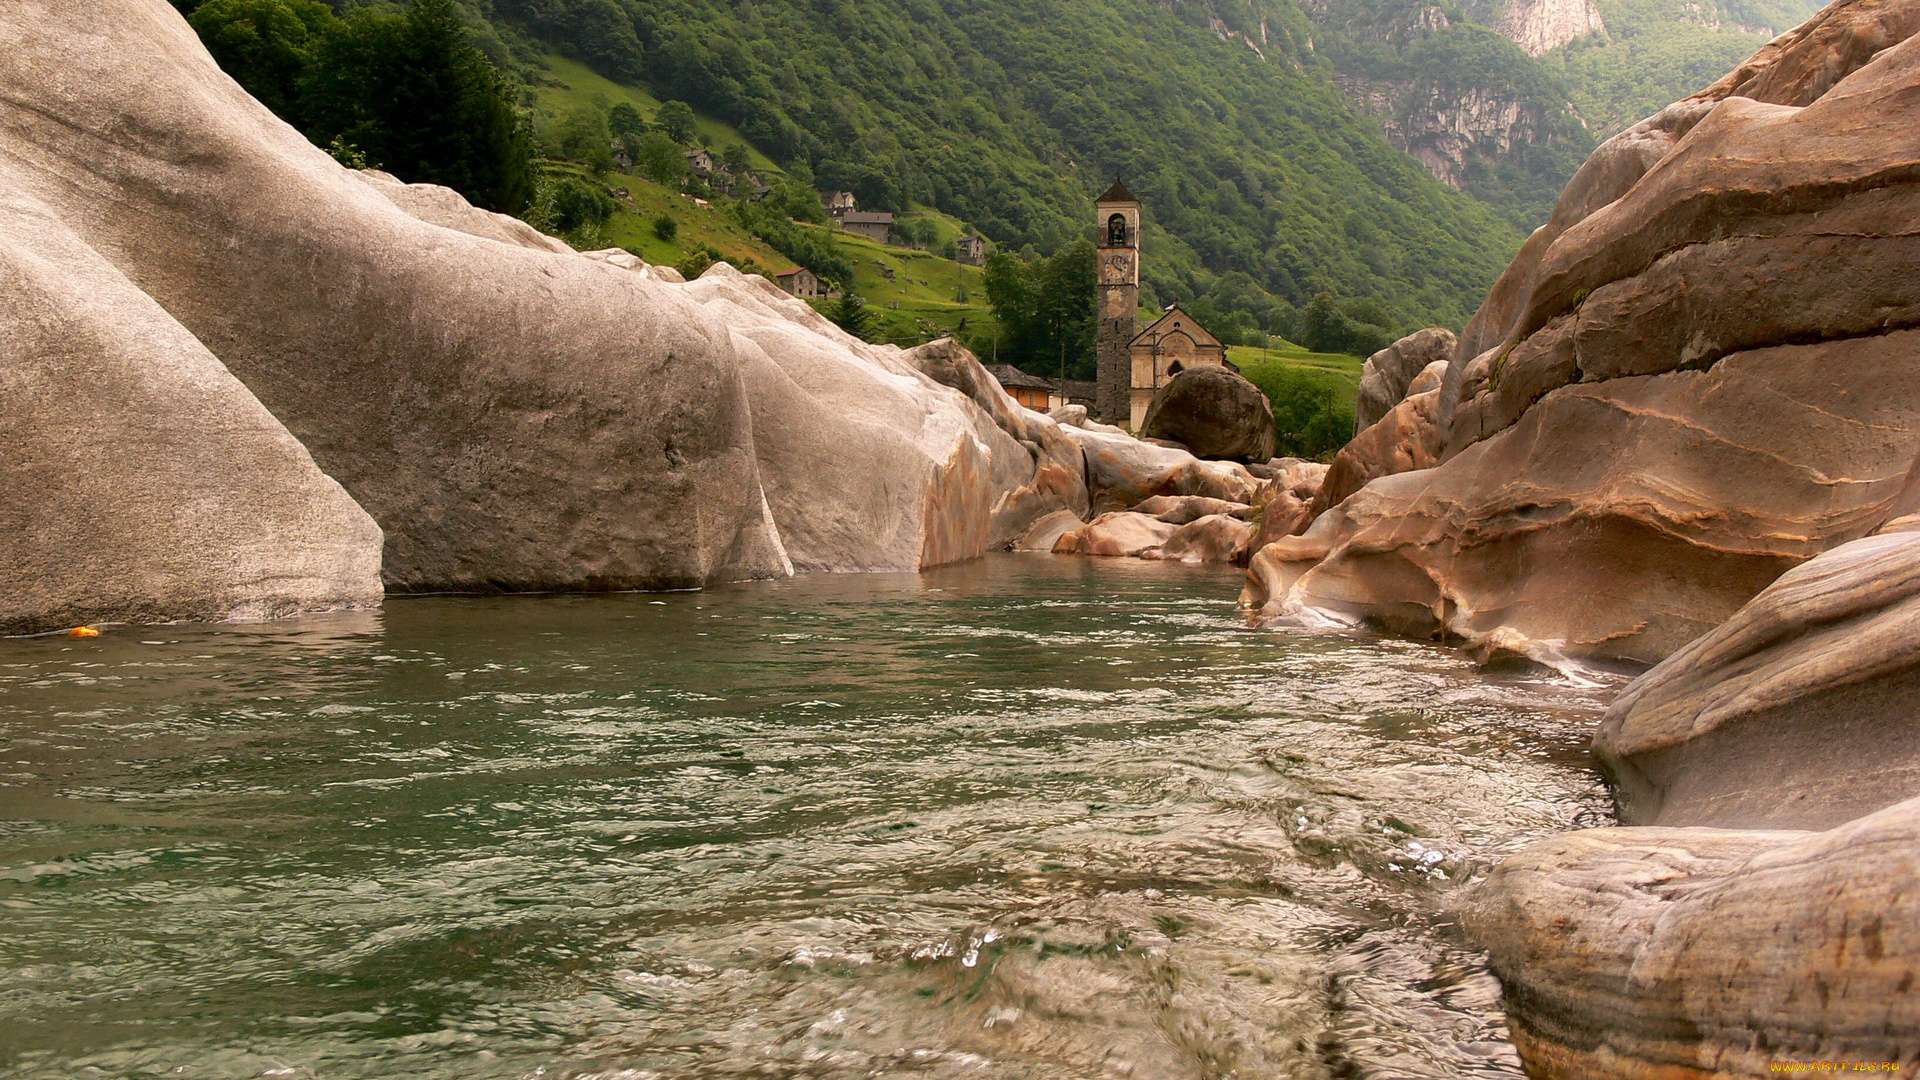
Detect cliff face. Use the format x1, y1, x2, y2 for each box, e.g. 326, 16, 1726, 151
1302, 0, 1595, 227
1464, 0, 1607, 54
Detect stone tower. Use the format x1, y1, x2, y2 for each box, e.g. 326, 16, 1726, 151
1094, 179, 1141, 425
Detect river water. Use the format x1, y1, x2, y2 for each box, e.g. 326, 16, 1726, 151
0, 555, 1616, 1080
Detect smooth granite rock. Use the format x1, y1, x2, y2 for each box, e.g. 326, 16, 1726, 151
1138, 366, 1278, 463
1063, 425, 1262, 515
0, 182, 382, 634
1127, 495, 1253, 525
1013, 509, 1087, 553
1142, 514, 1256, 564
1597, 526, 1920, 829
1312, 360, 1448, 517
1463, 796, 1920, 1078
2, 0, 789, 594
1053, 513, 1180, 557
1355, 328, 1455, 432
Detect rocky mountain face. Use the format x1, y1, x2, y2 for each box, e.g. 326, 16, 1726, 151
1463, 0, 1607, 53
1244, 0, 1920, 1069
1301, 0, 1596, 226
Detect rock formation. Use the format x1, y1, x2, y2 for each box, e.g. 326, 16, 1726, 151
1465, 0, 1607, 55
0, 182, 382, 635
1354, 328, 1455, 432
1463, 797, 1920, 1078
1245, 0, 1920, 665
1596, 524, 1920, 830
1052, 512, 1180, 558
1138, 366, 1278, 464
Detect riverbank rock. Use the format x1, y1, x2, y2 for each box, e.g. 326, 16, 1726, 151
0, 183, 382, 635
1246, 3, 1920, 664
1142, 515, 1255, 564
1596, 525, 1920, 830
1064, 425, 1261, 515
1053, 513, 1180, 557
4, 0, 791, 595
1126, 495, 1252, 525
1310, 359, 1447, 517
1463, 796, 1920, 1078
1242, 458, 1331, 559
1138, 366, 1278, 463
1354, 328, 1454, 432
1014, 509, 1086, 552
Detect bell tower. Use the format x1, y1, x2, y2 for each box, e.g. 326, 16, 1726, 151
1094, 179, 1140, 426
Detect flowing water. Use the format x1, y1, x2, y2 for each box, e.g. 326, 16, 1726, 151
0, 555, 1618, 1080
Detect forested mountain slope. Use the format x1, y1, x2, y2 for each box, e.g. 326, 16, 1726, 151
475, 0, 1526, 336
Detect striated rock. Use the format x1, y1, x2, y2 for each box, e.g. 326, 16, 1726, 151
1463, 797, 1920, 1078
353, 169, 572, 254
1314, 360, 1447, 516
1695, 0, 1920, 107
1063, 425, 1262, 515
0, 184, 383, 635
1142, 514, 1256, 564
4, 0, 790, 595
1138, 366, 1278, 463
1257, 6, 1920, 665
1355, 328, 1455, 432
1467, 0, 1607, 56
1126, 495, 1252, 525
1053, 513, 1180, 558
1245, 331, 1920, 662
1597, 527, 1920, 829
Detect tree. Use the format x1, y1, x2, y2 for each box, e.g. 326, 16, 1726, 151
652, 213, 678, 240
827, 293, 875, 342
982, 242, 1094, 378
553, 104, 613, 173
1300, 291, 1397, 357
187, 0, 336, 121
656, 100, 697, 144
300, 0, 537, 213
536, 175, 613, 244
720, 143, 752, 173
609, 101, 647, 164
636, 131, 689, 185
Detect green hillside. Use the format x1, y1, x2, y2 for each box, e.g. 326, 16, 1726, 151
1544, 0, 1825, 134
474, 0, 1527, 342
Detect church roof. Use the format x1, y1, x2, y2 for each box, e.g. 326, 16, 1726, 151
1129, 304, 1225, 349
1096, 177, 1137, 204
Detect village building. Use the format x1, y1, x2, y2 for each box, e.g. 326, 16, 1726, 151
955, 234, 987, 265
839, 210, 894, 244
823, 190, 857, 218
684, 147, 716, 176
1094, 179, 1141, 424
1128, 305, 1230, 430
775, 266, 826, 299
984, 364, 1066, 411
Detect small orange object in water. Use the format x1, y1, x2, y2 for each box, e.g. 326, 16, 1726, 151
68, 626, 101, 637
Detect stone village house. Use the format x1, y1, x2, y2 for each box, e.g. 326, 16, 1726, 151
775, 266, 826, 298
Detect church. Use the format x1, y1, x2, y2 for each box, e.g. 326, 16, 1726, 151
1093, 180, 1231, 429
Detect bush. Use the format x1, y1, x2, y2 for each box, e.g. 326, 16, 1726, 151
826, 293, 876, 341
532, 175, 614, 245
1241, 364, 1353, 460
676, 243, 723, 279
652, 214, 678, 240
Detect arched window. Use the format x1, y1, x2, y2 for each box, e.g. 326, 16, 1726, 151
1106, 213, 1128, 246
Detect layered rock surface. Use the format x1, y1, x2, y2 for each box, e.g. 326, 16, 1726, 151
1246, 0, 1920, 665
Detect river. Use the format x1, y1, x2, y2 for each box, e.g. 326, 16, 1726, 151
0, 554, 1616, 1079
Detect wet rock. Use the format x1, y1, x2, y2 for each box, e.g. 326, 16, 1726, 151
1597, 526, 1920, 830
1355, 329, 1454, 433
1463, 797, 1920, 1078
1127, 495, 1252, 525
1142, 514, 1255, 564
1053, 513, 1180, 557
0, 184, 383, 635
1242, 458, 1332, 560
1138, 366, 1278, 463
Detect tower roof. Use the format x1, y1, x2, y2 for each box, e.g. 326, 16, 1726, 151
1096, 177, 1137, 204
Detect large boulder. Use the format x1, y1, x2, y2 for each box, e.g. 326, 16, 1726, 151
1463, 796, 1920, 1078
0, 183, 382, 635
1052, 512, 1180, 557
1597, 525, 1920, 830
1310, 359, 1447, 517
1126, 494, 1251, 524
1138, 366, 1277, 463
1354, 328, 1454, 432
1142, 514, 1255, 564
2, 0, 789, 594
1247, 5, 1920, 664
